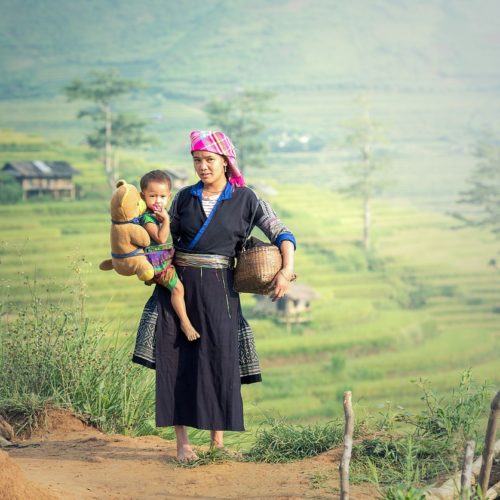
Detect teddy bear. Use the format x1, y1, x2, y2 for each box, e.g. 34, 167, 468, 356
99, 179, 155, 282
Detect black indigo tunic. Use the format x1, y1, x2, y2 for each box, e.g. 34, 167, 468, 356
155, 181, 295, 431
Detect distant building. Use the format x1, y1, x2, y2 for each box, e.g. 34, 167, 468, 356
165, 169, 189, 190
253, 282, 320, 328
249, 183, 278, 197
2, 161, 80, 200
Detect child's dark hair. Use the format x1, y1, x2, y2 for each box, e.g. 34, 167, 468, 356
140, 170, 172, 191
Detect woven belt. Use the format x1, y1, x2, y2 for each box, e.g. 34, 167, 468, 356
174, 251, 235, 270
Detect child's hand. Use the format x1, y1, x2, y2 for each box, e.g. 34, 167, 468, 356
154, 205, 169, 223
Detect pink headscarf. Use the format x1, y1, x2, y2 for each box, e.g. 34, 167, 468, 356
190, 130, 245, 187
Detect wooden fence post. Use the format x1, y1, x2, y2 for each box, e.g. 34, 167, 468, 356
479, 390, 500, 495
460, 440, 475, 499
340, 391, 354, 500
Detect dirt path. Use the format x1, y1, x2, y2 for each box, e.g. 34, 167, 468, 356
2, 411, 377, 499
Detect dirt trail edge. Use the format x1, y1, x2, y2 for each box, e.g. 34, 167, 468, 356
3, 411, 376, 499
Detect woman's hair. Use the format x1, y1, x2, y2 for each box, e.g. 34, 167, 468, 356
140, 170, 172, 191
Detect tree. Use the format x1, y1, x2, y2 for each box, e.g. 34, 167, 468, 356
204, 89, 276, 175
64, 70, 152, 190
0, 172, 22, 204
342, 99, 391, 252
454, 139, 500, 235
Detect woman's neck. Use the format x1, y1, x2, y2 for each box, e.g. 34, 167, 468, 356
202, 179, 227, 193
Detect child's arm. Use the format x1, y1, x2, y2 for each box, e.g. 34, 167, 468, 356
143, 207, 170, 244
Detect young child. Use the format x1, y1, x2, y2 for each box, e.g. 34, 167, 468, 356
140, 170, 200, 342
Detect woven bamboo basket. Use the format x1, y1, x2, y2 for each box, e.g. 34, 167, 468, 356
234, 244, 282, 294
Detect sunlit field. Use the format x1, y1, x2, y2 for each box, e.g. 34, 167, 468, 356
2, 139, 498, 432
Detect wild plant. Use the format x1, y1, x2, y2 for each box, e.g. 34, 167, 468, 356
0, 272, 155, 435
398, 370, 491, 442
351, 370, 492, 493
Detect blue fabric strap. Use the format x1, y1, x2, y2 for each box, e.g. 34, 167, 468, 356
187, 195, 224, 251
111, 217, 142, 225
111, 248, 146, 259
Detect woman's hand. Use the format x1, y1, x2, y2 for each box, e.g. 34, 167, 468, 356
269, 240, 295, 302
269, 269, 293, 302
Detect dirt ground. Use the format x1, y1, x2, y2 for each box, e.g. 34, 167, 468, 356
1, 410, 377, 499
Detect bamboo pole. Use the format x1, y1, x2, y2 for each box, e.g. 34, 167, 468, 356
460, 440, 475, 499
340, 391, 354, 500
479, 390, 500, 495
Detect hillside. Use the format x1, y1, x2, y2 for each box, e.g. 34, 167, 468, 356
1, 132, 498, 428
1, 0, 500, 210
2, 1, 499, 95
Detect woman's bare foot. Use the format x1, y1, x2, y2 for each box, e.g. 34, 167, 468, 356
210, 430, 224, 449
181, 322, 200, 341
175, 425, 198, 461
176, 444, 198, 462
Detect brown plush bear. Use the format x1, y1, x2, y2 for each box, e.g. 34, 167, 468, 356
99, 179, 155, 282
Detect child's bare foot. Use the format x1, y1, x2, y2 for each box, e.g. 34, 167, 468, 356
176, 444, 198, 462
181, 322, 200, 341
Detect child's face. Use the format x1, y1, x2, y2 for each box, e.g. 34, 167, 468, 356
141, 181, 171, 212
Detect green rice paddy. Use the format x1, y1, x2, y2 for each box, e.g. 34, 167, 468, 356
1, 137, 498, 430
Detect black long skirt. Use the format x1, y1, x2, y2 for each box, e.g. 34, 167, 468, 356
155, 266, 244, 431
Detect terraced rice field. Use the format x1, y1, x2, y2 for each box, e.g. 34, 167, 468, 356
1, 183, 498, 429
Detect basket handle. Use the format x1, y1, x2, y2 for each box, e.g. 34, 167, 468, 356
240, 201, 260, 251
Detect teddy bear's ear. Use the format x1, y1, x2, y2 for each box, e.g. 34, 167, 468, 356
116, 179, 126, 188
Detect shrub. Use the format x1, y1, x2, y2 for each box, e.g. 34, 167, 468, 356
0, 172, 22, 204
399, 370, 491, 441
330, 354, 346, 374
0, 280, 155, 435
351, 370, 492, 493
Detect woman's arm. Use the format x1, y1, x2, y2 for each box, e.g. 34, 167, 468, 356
254, 199, 296, 250
253, 198, 296, 301
269, 240, 295, 302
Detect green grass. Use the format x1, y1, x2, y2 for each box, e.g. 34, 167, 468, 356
244, 417, 345, 463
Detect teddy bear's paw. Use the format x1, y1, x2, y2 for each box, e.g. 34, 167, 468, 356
138, 268, 155, 282
99, 259, 114, 271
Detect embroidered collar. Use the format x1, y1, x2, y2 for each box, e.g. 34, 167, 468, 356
190, 181, 233, 201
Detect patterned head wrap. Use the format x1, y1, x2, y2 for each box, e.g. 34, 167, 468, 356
190, 130, 245, 187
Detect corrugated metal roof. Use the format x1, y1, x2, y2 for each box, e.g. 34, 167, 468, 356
34, 160, 53, 174
2, 161, 79, 178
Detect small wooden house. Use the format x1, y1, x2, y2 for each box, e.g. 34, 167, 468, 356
253, 283, 320, 326
165, 169, 189, 190
2, 161, 80, 200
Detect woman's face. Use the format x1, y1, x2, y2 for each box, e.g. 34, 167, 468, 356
192, 151, 227, 187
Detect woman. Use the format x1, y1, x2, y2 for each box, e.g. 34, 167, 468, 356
156, 130, 296, 461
